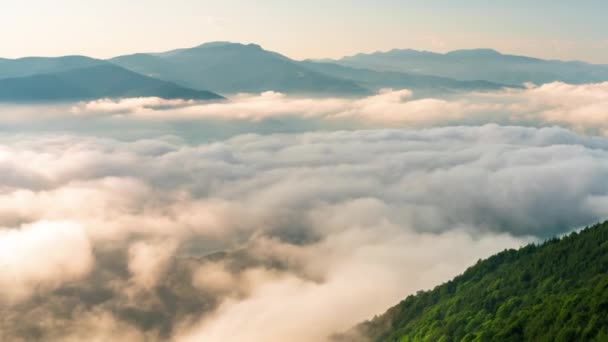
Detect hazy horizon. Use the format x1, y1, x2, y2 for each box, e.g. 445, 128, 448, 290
2, 1, 607, 63
4, 40, 607, 66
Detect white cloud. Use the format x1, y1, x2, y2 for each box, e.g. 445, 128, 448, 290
71, 97, 195, 116
128, 239, 178, 289
0, 221, 93, 302
63, 82, 608, 135
179, 227, 525, 342
2, 124, 608, 340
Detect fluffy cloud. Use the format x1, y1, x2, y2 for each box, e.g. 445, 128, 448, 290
128, 239, 178, 289
2, 125, 608, 240
61, 82, 608, 135
1, 124, 608, 340
6, 82, 608, 340
179, 228, 524, 342
72, 92, 347, 121
0, 221, 93, 302
72, 97, 196, 116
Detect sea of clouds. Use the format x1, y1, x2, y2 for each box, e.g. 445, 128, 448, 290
1, 83, 608, 341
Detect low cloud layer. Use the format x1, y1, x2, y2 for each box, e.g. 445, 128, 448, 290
2, 82, 608, 340
3, 82, 608, 145
0, 221, 92, 302
61, 81, 608, 135
1, 123, 608, 341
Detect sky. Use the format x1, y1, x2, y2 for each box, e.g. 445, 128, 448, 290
1, 0, 607, 63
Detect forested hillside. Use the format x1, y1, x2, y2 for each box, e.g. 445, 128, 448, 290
345, 221, 608, 342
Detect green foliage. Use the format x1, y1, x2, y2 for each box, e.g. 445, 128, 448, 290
356, 222, 608, 341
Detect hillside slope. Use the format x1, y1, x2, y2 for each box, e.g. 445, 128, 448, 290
299, 60, 515, 96
110, 42, 369, 96
331, 48, 608, 85
0, 64, 223, 102
344, 221, 608, 342
0, 55, 103, 79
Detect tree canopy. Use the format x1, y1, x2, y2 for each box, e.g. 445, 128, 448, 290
347, 221, 608, 342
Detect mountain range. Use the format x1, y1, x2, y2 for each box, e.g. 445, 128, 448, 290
339, 221, 608, 341
0, 61, 223, 102
1, 42, 608, 102
326, 48, 608, 85
109, 42, 370, 97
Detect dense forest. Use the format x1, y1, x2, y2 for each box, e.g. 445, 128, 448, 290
343, 221, 608, 342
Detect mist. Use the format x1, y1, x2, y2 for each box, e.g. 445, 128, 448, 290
2, 84, 608, 341
3, 82, 608, 142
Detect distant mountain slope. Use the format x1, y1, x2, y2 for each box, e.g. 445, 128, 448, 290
299, 60, 515, 95
330, 48, 608, 85
5, 44, 604, 101
110, 42, 369, 96
0, 55, 103, 79
342, 221, 608, 341
0, 64, 223, 102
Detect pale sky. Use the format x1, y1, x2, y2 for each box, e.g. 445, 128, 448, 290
1, 0, 607, 63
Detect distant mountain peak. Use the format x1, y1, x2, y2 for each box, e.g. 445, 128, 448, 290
6, 55, 99, 62
445, 48, 502, 57
0, 61, 223, 102
346, 48, 431, 59
110, 42, 368, 96
332, 46, 608, 84
194, 41, 233, 48
194, 41, 263, 50
378, 48, 427, 56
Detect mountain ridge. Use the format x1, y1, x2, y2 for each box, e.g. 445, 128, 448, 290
335, 48, 602, 65
299, 60, 516, 95
3, 42, 608, 102
0, 63, 223, 102
329, 47, 608, 85
110, 42, 370, 96
340, 221, 608, 341
0, 55, 103, 79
